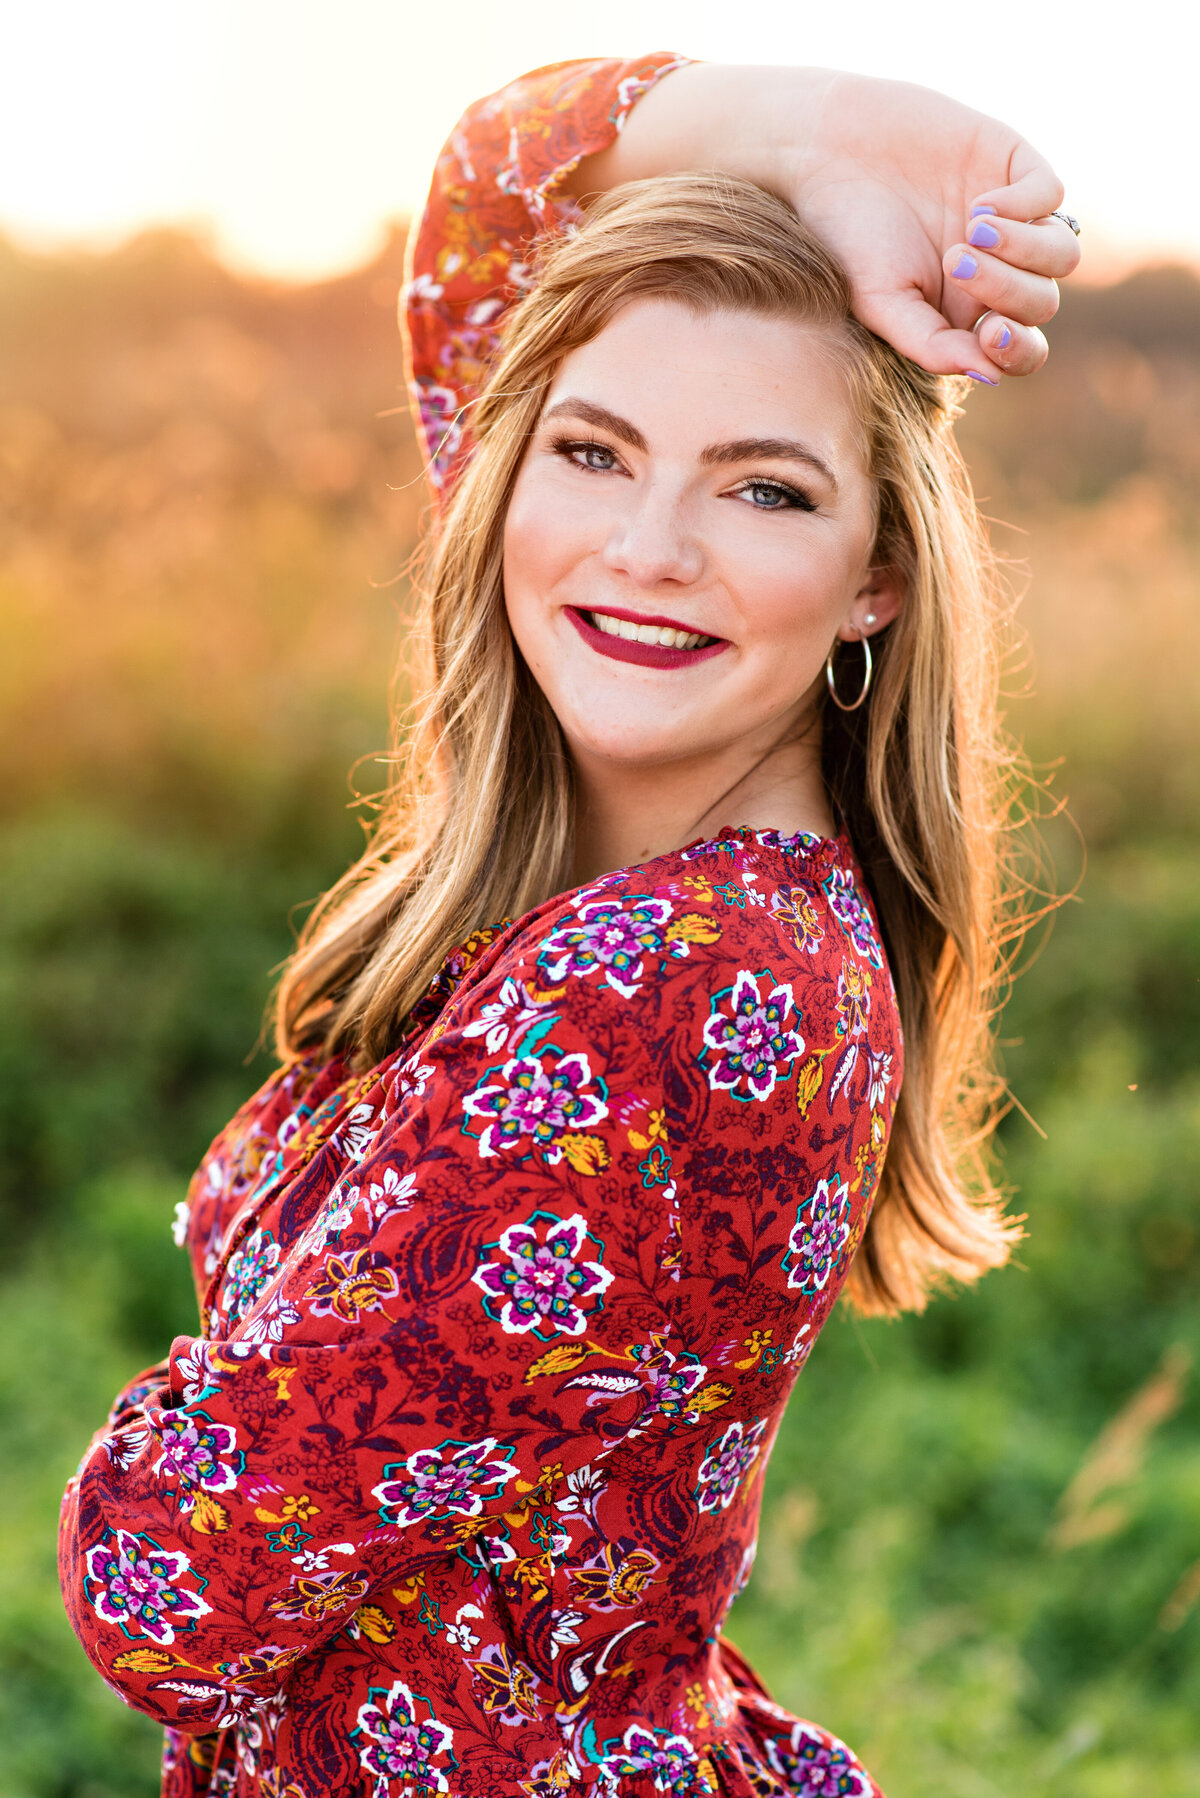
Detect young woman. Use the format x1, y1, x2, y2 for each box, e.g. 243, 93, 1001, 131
60, 55, 1079, 1798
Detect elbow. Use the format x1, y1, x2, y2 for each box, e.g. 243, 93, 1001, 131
63, 1588, 292, 1733
59, 1479, 293, 1733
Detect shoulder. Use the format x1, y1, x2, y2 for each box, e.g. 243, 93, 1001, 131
478, 825, 897, 1035
286, 835, 901, 1323
390, 829, 900, 1172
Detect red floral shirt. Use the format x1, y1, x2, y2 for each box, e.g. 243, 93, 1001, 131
60, 58, 898, 1798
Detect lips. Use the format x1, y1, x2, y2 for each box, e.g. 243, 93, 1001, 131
565, 606, 729, 671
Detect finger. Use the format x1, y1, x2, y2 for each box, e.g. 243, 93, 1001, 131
964, 212, 1082, 280
853, 286, 1003, 381
944, 243, 1060, 327
971, 143, 1065, 224
973, 312, 1049, 378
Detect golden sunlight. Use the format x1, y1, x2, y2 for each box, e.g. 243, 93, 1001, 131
3, 0, 1183, 280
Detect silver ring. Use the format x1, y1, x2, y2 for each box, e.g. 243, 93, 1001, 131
1050, 209, 1081, 236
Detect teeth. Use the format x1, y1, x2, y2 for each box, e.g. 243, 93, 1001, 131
586, 611, 712, 650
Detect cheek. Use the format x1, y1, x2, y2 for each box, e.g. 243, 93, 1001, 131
502, 469, 587, 620
728, 529, 858, 656
501, 483, 543, 630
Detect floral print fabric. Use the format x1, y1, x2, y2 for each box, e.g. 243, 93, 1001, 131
60, 57, 900, 1798
62, 829, 899, 1796
405, 51, 689, 493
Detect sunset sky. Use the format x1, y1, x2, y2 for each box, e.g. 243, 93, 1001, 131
3, 0, 1182, 281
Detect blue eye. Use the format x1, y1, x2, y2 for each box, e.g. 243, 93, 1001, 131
734, 479, 816, 512
552, 437, 621, 473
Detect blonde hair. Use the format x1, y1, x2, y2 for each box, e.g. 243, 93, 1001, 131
276, 172, 1028, 1315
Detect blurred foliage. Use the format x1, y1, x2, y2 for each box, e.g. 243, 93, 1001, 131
0, 225, 1197, 1795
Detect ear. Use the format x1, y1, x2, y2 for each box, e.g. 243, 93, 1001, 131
834, 564, 905, 642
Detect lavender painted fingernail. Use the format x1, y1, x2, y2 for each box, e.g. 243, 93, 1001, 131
968, 218, 1001, 248
966, 370, 999, 385
951, 252, 978, 280
996, 325, 1012, 350
971, 204, 997, 217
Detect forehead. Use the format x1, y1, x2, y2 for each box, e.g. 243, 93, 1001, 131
545, 295, 865, 472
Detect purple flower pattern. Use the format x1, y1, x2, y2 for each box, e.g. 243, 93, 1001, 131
84, 1529, 211, 1644
463, 1048, 608, 1161
766, 1723, 874, 1795
822, 867, 883, 968
354, 1678, 454, 1794
785, 1177, 852, 1296
372, 1438, 518, 1528
153, 1411, 240, 1509
221, 1226, 280, 1323
472, 1210, 613, 1338
702, 971, 804, 1102
695, 1420, 768, 1514
603, 1723, 715, 1794
539, 895, 676, 995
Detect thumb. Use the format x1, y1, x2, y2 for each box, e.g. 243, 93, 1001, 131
853, 286, 1002, 380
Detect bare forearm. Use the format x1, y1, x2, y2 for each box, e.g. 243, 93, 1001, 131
564, 63, 834, 199
562, 58, 1077, 382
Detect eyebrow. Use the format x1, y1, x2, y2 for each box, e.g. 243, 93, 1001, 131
700, 436, 838, 491
543, 399, 647, 452
541, 398, 837, 491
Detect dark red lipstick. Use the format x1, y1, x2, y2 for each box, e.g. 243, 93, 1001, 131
565, 605, 729, 670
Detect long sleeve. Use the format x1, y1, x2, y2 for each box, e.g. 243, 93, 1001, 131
58, 839, 899, 1740
403, 53, 690, 493
58, 886, 709, 1731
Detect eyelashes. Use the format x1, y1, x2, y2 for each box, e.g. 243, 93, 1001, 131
549, 435, 622, 474
546, 434, 818, 512
728, 478, 817, 513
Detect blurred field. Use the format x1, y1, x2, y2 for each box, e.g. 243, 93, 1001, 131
0, 227, 1198, 1796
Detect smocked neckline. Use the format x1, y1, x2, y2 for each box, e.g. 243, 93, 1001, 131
691, 821, 852, 860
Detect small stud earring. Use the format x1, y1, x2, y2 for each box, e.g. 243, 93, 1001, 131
863, 611, 877, 631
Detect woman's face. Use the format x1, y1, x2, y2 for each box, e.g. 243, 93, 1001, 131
503, 297, 901, 784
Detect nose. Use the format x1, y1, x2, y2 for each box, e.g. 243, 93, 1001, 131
600, 480, 704, 589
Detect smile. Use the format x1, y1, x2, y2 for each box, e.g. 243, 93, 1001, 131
565, 606, 729, 670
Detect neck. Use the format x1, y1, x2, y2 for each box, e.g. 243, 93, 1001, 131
569, 716, 834, 886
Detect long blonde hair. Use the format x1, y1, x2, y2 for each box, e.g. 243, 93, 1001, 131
276, 172, 1028, 1315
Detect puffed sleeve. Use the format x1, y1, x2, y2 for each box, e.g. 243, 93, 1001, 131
58, 887, 718, 1732
59, 849, 898, 1735
404, 52, 690, 492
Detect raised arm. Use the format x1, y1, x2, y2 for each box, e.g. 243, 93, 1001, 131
405, 57, 1080, 491
569, 64, 1079, 382
404, 53, 688, 492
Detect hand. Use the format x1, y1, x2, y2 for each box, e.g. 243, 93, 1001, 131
571, 63, 1081, 381
782, 68, 1080, 380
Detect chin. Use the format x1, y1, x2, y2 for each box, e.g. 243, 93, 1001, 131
567, 719, 710, 769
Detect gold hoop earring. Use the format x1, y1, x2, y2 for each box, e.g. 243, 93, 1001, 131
825, 634, 873, 712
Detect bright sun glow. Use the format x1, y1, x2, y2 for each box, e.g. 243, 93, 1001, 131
2, 0, 1181, 281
